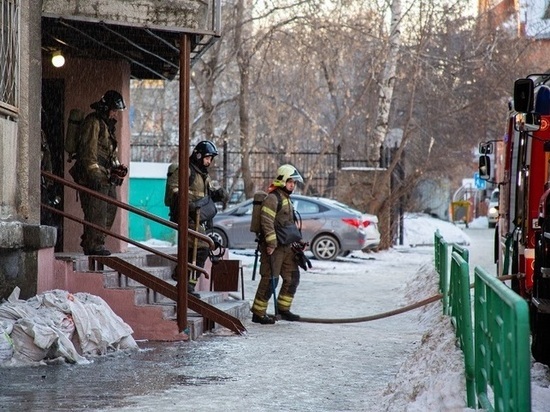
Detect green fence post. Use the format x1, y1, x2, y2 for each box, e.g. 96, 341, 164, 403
474, 266, 531, 412
450, 252, 476, 408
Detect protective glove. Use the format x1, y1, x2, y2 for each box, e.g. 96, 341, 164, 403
294, 251, 312, 271
211, 187, 229, 203
291, 240, 309, 253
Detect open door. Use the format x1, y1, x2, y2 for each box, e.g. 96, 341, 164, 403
41, 79, 65, 251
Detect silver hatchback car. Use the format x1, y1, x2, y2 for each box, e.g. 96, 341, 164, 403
207, 194, 380, 261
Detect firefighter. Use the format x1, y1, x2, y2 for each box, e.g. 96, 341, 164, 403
70, 90, 127, 256
166, 140, 228, 296
251, 164, 306, 324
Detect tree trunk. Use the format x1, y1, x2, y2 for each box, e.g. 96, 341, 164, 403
369, 0, 402, 166
235, 0, 254, 198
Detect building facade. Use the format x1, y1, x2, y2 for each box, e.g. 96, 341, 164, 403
0, 0, 219, 299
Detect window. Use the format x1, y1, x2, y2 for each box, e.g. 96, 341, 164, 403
294, 200, 320, 215
0, 0, 19, 112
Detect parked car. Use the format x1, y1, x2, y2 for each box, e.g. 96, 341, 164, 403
207, 194, 380, 261
317, 198, 380, 251
487, 189, 499, 228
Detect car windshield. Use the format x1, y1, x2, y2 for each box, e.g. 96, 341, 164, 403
490, 191, 499, 203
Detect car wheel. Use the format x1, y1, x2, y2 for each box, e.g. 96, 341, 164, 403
206, 228, 229, 248
311, 235, 340, 261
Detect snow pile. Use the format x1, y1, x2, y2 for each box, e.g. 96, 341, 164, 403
0, 288, 138, 367
379, 258, 475, 411
403, 213, 471, 247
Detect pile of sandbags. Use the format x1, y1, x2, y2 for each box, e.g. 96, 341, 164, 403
0, 288, 138, 366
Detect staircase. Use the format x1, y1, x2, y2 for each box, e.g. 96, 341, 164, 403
51, 248, 249, 341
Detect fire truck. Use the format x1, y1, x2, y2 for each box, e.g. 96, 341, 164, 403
479, 74, 550, 365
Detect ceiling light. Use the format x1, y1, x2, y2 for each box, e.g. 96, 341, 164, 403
51, 51, 65, 68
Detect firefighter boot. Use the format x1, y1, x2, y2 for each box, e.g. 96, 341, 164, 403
279, 311, 300, 321
188, 282, 200, 298
252, 313, 276, 325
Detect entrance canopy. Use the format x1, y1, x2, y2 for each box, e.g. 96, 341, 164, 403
42, 0, 221, 80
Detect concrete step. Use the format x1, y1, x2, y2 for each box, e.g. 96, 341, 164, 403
54, 248, 248, 341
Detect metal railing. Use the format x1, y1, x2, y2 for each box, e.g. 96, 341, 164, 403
41, 170, 245, 335
474, 266, 530, 412
449, 251, 475, 408
435, 232, 531, 411
434, 230, 450, 314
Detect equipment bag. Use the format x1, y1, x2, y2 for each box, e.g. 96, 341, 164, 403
275, 222, 302, 245
190, 195, 218, 223
65, 108, 85, 161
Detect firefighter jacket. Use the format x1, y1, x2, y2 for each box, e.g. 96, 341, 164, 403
76, 112, 119, 187
260, 188, 295, 249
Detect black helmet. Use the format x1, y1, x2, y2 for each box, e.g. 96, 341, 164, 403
192, 140, 219, 160
100, 90, 126, 111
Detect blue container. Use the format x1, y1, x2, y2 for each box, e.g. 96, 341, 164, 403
128, 162, 176, 243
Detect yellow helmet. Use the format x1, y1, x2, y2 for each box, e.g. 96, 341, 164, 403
273, 164, 303, 187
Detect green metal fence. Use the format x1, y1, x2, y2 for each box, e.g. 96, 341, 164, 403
449, 251, 475, 407
434, 233, 531, 411
434, 230, 450, 314
474, 266, 531, 412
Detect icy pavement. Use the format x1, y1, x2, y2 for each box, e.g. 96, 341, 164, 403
0, 247, 437, 411
2, 215, 548, 411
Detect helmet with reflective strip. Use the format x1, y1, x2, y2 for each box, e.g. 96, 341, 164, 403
101, 90, 126, 111
192, 140, 219, 159
273, 164, 303, 187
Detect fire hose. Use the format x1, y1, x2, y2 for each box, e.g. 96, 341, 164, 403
297, 274, 515, 324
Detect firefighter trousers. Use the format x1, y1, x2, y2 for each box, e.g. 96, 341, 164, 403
79, 183, 117, 253
251, 244, 300, 316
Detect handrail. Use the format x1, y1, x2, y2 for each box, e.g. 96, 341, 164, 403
41, 170, 215, 332
41, 203, 207, 276
42, 170, 215, 248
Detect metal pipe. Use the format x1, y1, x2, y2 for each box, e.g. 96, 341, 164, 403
177, 34, 192, 333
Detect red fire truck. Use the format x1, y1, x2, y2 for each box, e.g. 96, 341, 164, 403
480, 74, 550, 364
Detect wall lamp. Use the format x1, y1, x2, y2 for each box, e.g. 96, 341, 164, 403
51, 50, 65, 68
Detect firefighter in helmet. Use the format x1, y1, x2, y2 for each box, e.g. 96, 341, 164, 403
70, 90, 128, 256
165, 140, 228, 296
251, 164, 307, 324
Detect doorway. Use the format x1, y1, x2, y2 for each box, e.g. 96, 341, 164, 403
41, 79, 65, 251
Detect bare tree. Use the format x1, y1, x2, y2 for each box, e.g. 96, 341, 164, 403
369, 0, 402, 167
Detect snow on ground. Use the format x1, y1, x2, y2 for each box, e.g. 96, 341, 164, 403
384, 213, 550, 411
135, 213, 550, 410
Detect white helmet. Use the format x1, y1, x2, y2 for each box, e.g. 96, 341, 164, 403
274, 164, 303, 187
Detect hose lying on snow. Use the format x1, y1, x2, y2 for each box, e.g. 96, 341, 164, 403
297, 274, 516, 324
298, 294, 443, 324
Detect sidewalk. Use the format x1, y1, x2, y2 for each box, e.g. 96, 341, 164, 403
0, 247, 439, 411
